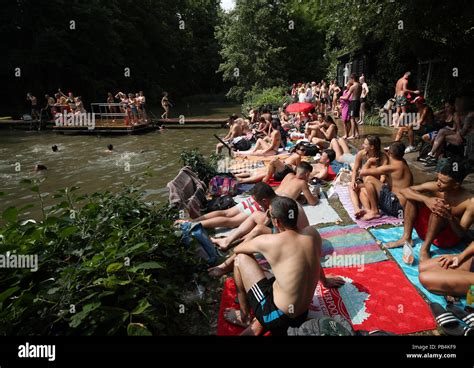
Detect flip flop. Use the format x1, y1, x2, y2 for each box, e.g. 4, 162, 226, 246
446, 304, 474, 336
430, 303, 465, 336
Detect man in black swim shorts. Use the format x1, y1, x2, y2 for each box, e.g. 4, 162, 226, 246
223, 197, 345, 335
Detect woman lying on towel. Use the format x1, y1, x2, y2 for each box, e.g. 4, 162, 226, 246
235, 143, 306, 184
234, 120, 281, 157
419, 241, 474, 297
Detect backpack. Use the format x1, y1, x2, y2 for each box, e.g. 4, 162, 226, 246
287, 316, 355, 336
205, 195, 236, 213
232, 137, 252, 151
180, 222, 219, 265
417, 141, 432, 161
208, 175, 238, 197
300, 142, 320, 157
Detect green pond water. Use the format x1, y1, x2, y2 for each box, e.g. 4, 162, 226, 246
0, 128, 231, 220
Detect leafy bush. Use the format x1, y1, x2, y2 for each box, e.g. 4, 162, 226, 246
0, 180, 213, 336
180, 149, 220, 183
241, 86, 292, 115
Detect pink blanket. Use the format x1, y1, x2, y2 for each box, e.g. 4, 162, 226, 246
335, 184, 403, 229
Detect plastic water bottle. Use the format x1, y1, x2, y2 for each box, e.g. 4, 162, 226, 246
402, 241, 414, 265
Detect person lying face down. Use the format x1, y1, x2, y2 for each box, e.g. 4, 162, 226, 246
222, 196, 345, 336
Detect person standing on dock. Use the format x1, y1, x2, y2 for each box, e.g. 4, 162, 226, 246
161, 92, 172, 119
26, 93, 40, 120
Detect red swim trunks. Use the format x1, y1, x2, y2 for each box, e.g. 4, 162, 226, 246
414, 204, 461, 248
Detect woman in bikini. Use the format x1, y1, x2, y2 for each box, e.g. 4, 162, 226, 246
349, 135, 389, 219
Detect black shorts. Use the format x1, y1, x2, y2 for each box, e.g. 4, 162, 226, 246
320, 97, 328, 104
360, 97, 367, 104
379, 184, 403, 217
247, 277, 308, 335
273, 165, 294, 182
349, 100, 361, 118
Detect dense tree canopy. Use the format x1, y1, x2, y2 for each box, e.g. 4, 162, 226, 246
1, 0, 222, 114
216, 0, 473, 106
1, 0, 472, 115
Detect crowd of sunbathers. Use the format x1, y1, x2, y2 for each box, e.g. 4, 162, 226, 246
181, 72, 474, 336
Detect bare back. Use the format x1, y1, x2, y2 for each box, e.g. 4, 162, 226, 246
262, 227, 321, 316
387, 159, 413, 197
276, 174, 307, 200
395, 77, 407, 96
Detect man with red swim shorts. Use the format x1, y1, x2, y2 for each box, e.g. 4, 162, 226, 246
386, 159, 473, 264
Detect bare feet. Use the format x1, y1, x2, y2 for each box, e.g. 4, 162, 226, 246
210, 237, 231, 251
347, 135, 355, 140
385, 238, 412, 249
354, 208, 366, 219
419, 248, 432, 263
207, 263, 231, 278
322, 276, 346, 288
361, 210, 381, 221
224, 308, 251, 328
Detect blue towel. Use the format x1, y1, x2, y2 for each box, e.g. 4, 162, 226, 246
370, 227, 467, 307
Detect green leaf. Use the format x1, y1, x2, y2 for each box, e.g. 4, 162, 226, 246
0, 286, 20, 305
69, 302, 101, 328
30, 186, 39, 193
106, 262, 124, 273
59, 226, 78, 239
129, 262, 164, 273
127, 323, 152, 336
20, 179, 32, 185
131, 298, 151, 315
2, 207, 18, 222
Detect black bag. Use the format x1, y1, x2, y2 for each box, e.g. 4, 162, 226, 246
417, 141, 432, 161
233, 137, 252, 151
300, 142, 320, 156
205, 195, 236, 213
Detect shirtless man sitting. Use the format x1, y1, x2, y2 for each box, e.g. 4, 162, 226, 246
358, 141, 414, 221
223, 197, 345, 335
386, 159, 473, 263
216, 118, 244, 154
277, 162, 320, 205
234, 143, 305, 184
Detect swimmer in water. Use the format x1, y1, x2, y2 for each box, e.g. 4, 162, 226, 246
52, 145, 59, 152
105, 144, 114, 153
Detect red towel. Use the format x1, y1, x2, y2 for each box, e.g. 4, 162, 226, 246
217, 261, 436, 335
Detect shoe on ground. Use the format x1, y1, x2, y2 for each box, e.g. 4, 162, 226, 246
404, 145, 417, 154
